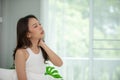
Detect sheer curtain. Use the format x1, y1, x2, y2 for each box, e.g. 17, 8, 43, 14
40, 0, 120, 80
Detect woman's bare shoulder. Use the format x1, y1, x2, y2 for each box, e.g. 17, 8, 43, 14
15, 48, 29, 61
15, 48, 28, 57
16, 48, 26, 54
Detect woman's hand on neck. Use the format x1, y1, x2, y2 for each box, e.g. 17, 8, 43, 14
38, 39, 45, 48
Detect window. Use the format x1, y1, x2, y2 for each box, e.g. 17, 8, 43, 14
42, 0, 120, 80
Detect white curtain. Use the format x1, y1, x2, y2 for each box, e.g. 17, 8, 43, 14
41, 0, 120, 80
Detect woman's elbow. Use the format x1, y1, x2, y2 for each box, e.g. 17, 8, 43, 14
56, 61, 63, 67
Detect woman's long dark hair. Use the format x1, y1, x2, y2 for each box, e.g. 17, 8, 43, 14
13, 15, 49, 63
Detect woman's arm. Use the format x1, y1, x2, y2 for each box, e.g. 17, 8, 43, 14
39, 40, 63, 67
15, 49, 27, 80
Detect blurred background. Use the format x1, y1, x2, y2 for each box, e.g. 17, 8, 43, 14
0, 0, 120, 80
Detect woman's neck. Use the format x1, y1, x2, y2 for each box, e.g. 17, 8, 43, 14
29, 39, 40, 53
30, 39, 39, 49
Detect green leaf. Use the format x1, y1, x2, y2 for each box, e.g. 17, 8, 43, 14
44, 66, 63, 79
52, 74, 63, 78
50, 70, 58, 75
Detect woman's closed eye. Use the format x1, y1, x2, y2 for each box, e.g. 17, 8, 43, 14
34, 25, 37, 28
33, 24, 39, 28
32, 23, 41, 28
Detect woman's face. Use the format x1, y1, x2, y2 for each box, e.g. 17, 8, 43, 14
27, 18, 44, 40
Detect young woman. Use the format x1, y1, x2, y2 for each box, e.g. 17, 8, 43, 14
0, 15, 63, 80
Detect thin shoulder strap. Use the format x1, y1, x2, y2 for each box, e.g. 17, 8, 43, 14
26, 48, 32, 55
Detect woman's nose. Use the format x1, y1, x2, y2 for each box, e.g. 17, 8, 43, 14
39, 24, 43, 30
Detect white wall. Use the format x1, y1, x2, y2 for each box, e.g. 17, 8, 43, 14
0, 0, 43, 68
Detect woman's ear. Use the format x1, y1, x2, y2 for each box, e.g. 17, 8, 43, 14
27, 32, 31, 38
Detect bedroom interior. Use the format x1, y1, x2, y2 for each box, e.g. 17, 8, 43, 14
0, 0, 120, 80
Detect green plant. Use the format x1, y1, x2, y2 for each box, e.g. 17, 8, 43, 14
45, 66, 63, 80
